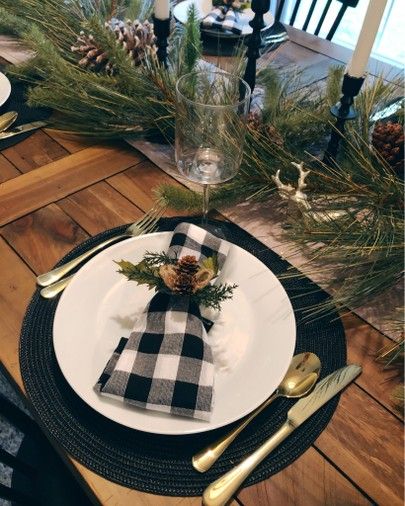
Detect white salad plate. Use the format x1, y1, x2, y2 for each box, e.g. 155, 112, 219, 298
0, 72, 11, 107
173, 0, 274, 38
53, 231, 296, 435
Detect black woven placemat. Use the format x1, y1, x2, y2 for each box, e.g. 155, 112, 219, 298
0, 66, 51, 150
20, 217, 346, 496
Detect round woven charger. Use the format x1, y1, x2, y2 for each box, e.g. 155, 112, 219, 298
20, 217, 346, 496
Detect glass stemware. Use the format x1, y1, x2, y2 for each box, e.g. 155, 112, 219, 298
175, 70, 251, 223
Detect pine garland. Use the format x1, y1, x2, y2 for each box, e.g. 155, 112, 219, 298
0, 0, 402, 325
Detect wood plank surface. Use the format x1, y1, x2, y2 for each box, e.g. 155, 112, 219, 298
1, 204, 89, 274
1, 130, 69, 172
238, 446, 371, 506
0, 153, 20, 182
315, 385, 404, 506
58, 182, 144, 235
344, 313, 404, 417
0, 144, 145, 226
107, 160, 186, 215
0, 237, 36, 390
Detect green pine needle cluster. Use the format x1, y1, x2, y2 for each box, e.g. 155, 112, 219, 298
193, 283, 237, 311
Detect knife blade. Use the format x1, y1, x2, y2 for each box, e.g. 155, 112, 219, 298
0, 120, 47, 140
202, 364, 362, 506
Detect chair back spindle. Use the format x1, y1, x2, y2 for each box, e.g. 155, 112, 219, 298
276, 0, 359, 40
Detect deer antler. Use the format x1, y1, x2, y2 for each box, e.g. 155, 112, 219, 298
272, 162, 311, 211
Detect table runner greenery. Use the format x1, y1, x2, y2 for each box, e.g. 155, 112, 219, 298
0, 0, 403, 378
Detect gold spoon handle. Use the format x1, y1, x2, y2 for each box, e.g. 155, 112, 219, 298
40, 275, 74, 298
192, 392, 280, 473
202, 421, 294, 506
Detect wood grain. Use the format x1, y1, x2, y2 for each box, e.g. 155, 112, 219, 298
0, 237, 36, 390
107, 159, 186, 216
0, 144, 145, 226
1, 204, 89, 274
315, 385, 404, 506
238, 446, 371, 506
1, 130, 68, 173
45, 129, 113, 154
58, 181, 144, 235
343, 313, 403, 417
0, 153, 20, 182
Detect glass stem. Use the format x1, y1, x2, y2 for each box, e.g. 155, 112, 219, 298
202, 184, 210, 223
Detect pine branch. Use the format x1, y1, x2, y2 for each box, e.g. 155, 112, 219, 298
193, 283, 237, 310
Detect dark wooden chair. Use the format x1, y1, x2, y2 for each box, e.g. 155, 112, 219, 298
0, 390, 95, 506
275, 0, 360, 40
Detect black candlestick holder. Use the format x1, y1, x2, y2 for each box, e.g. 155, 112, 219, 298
323, 73, 365, 164
153, 15, 171, 68
243, 0, 270, 97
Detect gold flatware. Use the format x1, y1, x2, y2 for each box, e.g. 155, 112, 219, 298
37, 203, 166, 291
0, 120, 47, 140
40, 274, 74, 299
0, 111, 18, 132
202, 364, 362, 506
193, 352, 321, 473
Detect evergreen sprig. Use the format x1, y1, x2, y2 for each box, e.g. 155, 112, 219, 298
193, 283, 238, 311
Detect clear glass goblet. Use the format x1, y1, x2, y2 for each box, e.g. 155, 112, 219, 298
175, 70, 251, 223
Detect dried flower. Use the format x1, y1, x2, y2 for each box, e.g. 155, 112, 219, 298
193, 268, 215, 292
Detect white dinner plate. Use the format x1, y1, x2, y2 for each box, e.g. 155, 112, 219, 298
53, 232, 296, 435
173, 0, 274, 38
0, 72, 11, 107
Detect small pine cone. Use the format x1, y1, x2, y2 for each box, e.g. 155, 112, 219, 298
372, 121, 404, 176
247, 111, 262, 131
264, 124, 284, 147
177, 255, 199, 276
173, 272, 194, 294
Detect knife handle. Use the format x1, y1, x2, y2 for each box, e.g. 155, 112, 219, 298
202, 421, 294, 506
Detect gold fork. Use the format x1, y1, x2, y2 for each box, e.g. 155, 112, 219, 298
37, 203, 166, 295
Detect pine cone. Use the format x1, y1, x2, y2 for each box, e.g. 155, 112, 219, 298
247, 111, 262, 131
173, 272, 195, 294
264, 124, 284, 147
372, 121, 404, 177
71, 18, 157, 74
177, 255, 199, 276
71, 32, 112, 73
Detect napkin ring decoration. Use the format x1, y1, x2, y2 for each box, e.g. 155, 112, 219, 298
116, 251, 236, 311
95, 222, 235, 421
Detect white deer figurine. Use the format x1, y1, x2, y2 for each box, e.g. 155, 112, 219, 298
272, 162, 346, 222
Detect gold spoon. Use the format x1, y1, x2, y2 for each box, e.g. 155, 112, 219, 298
0, 111, 18, 132
192, 352, 321, 473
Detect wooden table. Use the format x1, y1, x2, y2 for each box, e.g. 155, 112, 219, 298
0, 27, 403, 506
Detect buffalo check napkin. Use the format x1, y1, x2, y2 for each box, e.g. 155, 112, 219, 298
95, 223, 229, 421
201, 7, 243, 35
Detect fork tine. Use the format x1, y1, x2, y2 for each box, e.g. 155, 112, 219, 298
132, 203, 162, 229
130, 202, 165, 235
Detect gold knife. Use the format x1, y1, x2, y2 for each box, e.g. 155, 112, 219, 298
0, 120, 47, 139
202, 364, 362, 506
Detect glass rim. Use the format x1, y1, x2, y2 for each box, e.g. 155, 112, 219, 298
175, 70, 252, 109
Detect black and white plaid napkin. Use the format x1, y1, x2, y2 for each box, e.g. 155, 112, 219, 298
95, 223, 229, 421
201, 6, 243, 35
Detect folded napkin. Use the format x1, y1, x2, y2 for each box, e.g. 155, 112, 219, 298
201, 6, 243, 35
95, 223, 229, 421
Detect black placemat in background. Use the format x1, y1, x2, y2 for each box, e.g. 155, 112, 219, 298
19, 217, 346, 496
0, 66, 51, 150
